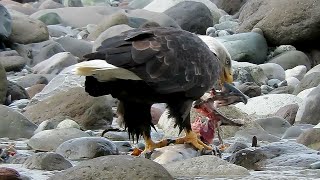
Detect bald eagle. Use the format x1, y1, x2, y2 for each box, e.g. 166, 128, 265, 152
74, 27, 246, 154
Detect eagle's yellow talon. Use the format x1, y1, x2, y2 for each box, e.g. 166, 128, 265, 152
174, 130, 213, 151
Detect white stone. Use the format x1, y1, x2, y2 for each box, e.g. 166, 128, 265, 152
285, 65, 307, 80
286, 77, 300, 88
56, 119, 80, 129
296, 87, 316, 99
259, 63, 286, 81
235, 94, 303, 116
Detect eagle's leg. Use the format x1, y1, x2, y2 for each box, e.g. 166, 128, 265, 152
167, 100, 213, 152
143, 133, 170, 153
174, 129, 213, 151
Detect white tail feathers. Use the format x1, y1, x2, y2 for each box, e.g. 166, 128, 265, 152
74, 60, 142, 81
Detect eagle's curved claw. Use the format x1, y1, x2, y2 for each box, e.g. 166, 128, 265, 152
174, 130, 213, 151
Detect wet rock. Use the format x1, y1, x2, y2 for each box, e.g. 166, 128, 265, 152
0, 56, 26, 72
56, 137, 119, 160
24, 87, 114, 129
24, 152, 72, 171
235, 94, 302, 116
268, 51, 311, 70
32, 52, 78, 75
259, 63, 285, 81
281, 124, 314, 139
0, 105, 37, 139
225, 142, 249, 154
164, 1, 213, 34
229, 147, 267, 170
216, 32, 268, 64
164, 155, 249, 177
49, 155, 173, 180
274, 104, 299, 125
297, 128, 320, 151
255, 117, 291, 137
9, 14, 49, 44
27, 128, 90, 151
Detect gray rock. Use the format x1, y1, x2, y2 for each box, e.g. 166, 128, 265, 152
232, 61, 268, 85
8, 98, 30, 111
164, 155, 249, 177
225, 142, 249, 154
281, 124, 314, 139
38, 11, 62, 25
9, 14, 49, 44
260, 85, 273, 94
0, 105, 37, 139
297, 128, 320, 151
0, 62, 8, 104
286, 77, 300, 89
56, 119, 80, 129
212, 0, 248, 15
267, 79, 281, 88
216, 32, 268, 64
305, 64, 320, 76
24, 87, 114, 130
268, 51, 311, 70
144, 0, 222, 24
38, 0, 64, 10
310, 161, 320, 169
0, 5, 12, 39
214, 21, 239, 32
0, 167, 21, 180
259, 63, 286, 81
235, 94, 303, 116
32, 52, 78, 75
217, 30, 231, 37
113, 141, 132, 153
6, 81, 30, 102
235, 128, 281, 143
285, 65, 307, 81
24, 152, 72, 171
272, 45, 297, 57
274, 104, 299, 125
13, 40, 66, 67
293, 71, 320, 95
268, 86, 295, 95
56, 137, 119, 160
237, 82, 261, 98
27, 128, 90, 151
0, 56, 26, 72
102, 131, 130, 141
47, 25, 78, 37
13, 74, 50, 88
219, 15, 236, 23
230, 141, 320, 169
49, 155, 173, 180
93, 24, 133, 51
54, 37, 92, 58
255, 116, 291, 137
128, 0, 154, 9
164, 1, 213, 35
238, 0, 320, 46
151, 144, 198, 164
34, 120, 55, 134
63, 0, 84, 7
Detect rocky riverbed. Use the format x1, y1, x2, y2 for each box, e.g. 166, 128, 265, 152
1, 0, 320, 179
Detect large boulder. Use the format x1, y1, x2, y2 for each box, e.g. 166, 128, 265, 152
49, 155, 173, 180
268, 51, 311, 70
23, 152, 72, 171
23, 87, 114, 129
0, 105, 37, 139
295, 84, 320, 125
216, 32, 268, 64
144, 0, 222, 24
297, 128, 320, 151
238, 0, 320, 46
293, 68, 320, 95
0, 62, 7, 104
0, 4, 12, 39
9, 14, 49, 44
212, 0, 248, 15
164, 1, 213, 34
28, 128, 90, 151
